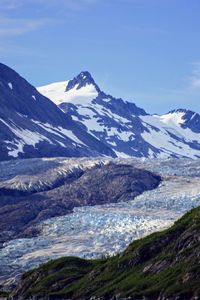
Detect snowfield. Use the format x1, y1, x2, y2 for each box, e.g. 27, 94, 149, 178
38, 81, 98, 106
141, 113, 200, 158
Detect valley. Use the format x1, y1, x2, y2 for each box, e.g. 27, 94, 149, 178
10, 174, 200, 299
0, 158, 200, 292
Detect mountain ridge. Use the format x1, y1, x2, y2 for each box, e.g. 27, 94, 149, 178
38, 71, 200, 159
1, 62, 200, 161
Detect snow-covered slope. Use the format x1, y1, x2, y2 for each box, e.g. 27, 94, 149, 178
38, 72, 200, 159
0, 64, 115, 161
141, 111, 200, 158
38, 80, 98, 106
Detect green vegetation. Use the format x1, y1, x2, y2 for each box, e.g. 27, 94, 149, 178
12, 206, 200, 299
0, 290, 9, 297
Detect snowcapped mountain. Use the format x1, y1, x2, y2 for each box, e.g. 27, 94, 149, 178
38, 71, 200, 159
0, 64, 115, 161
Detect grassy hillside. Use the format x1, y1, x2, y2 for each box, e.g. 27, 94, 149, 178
12, 206, 200, 299
0, 291, 9, 297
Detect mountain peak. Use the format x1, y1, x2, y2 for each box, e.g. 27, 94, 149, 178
167, 108, 200, 121
79, 71, 93, 80
168, 108, 195, 114
65, 71, 101, 93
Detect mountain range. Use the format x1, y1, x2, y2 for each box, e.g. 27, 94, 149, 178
1, 62, 200, 161
38, 71, 200, 159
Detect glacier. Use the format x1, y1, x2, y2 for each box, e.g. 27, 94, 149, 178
1, 158, 200, 289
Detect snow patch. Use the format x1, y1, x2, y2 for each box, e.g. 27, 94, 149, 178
8, 82, 12, 90
58, 127, 86, 146
1, 119, 52, 157
114, 150, 130, 158
190, 113, 196, 121
159, 111, 185, 125
32, 120, 87, 147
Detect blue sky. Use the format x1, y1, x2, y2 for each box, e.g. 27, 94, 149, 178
1, 0, 200, 114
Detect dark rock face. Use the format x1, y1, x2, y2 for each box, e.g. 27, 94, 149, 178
181, 111, 200, 133
0, 63, 67, 125
66, 71, 101, 93
45, 163, 161, 205
0, 63, 116, 161
11, 206, 200, 300
0, 161, 161, 244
